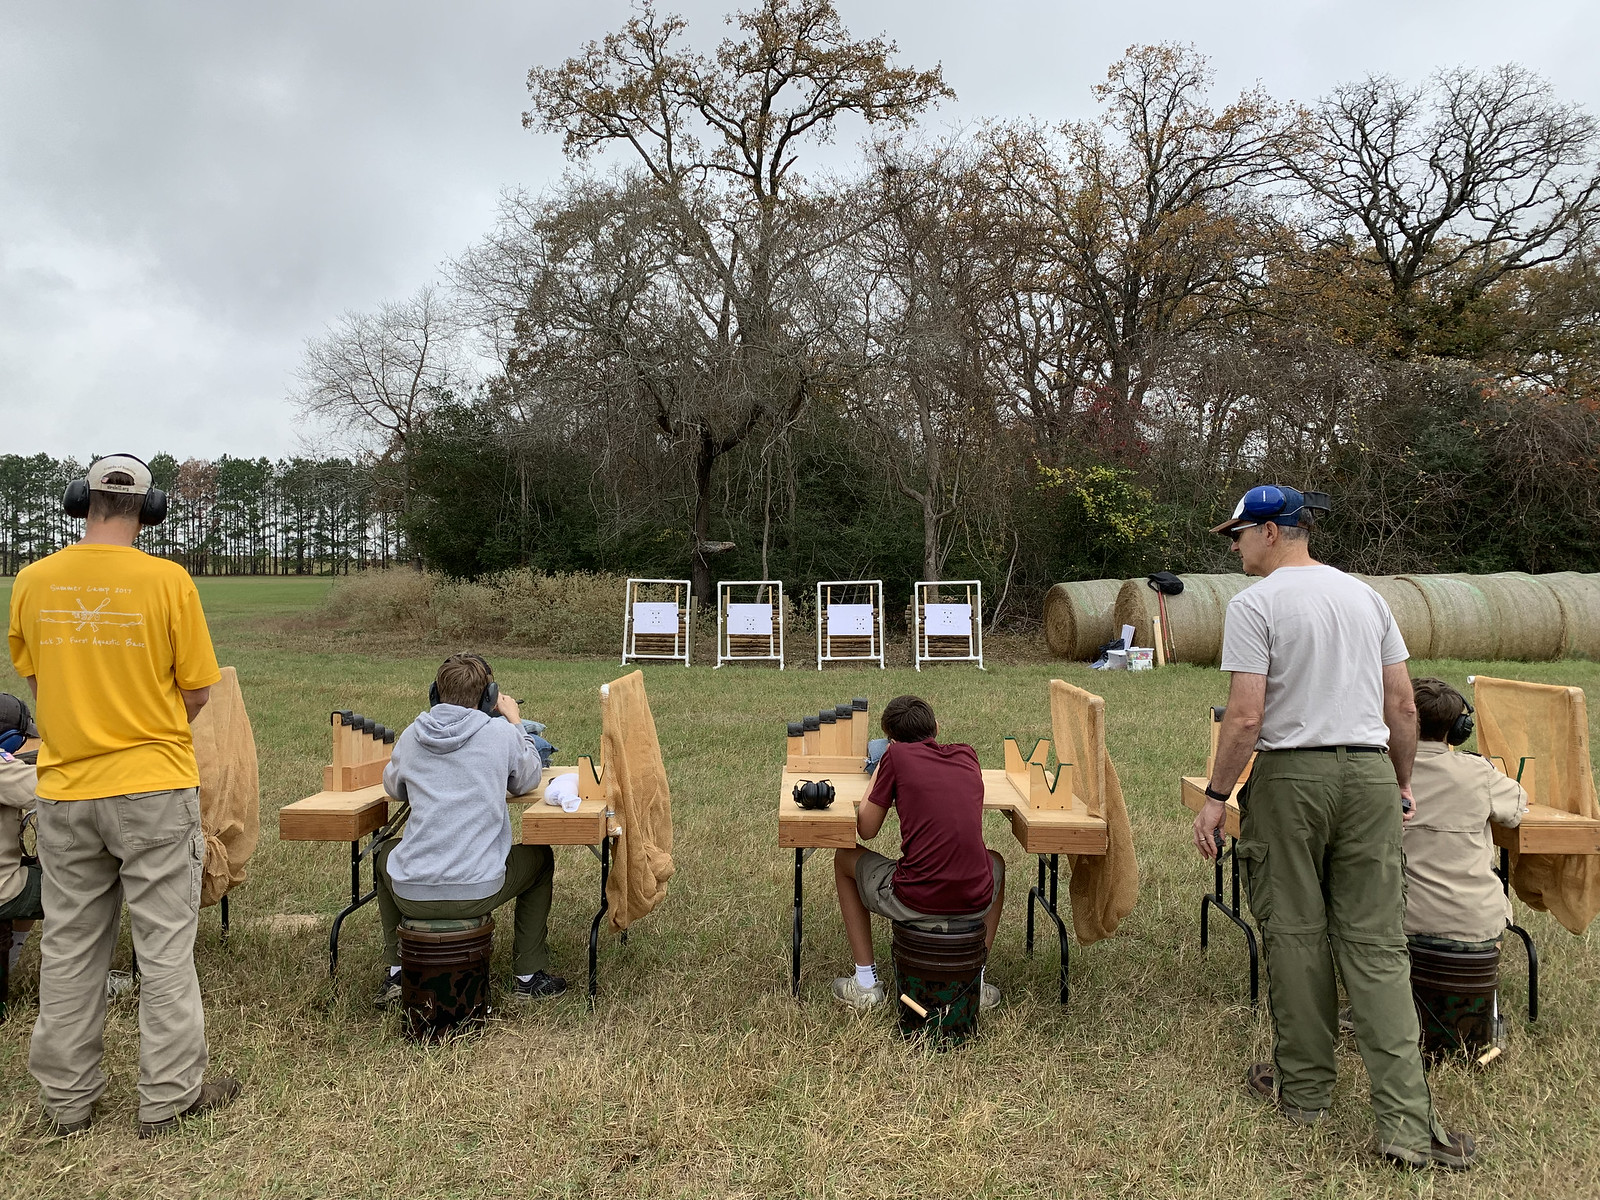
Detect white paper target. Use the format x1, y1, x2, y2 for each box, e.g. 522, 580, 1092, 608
826, 603, 875, 636
726, 603, 773, 636
924, 603, 972, 636
633, 601, 680, 635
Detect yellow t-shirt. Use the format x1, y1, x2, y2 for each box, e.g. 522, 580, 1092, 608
7, 544, 222, 800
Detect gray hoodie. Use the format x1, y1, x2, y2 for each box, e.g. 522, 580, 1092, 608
382, 704, 545, 902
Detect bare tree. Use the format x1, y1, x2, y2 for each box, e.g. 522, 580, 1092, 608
291, 285, 461, 540
1293, 64, 1600, 353
986, 44, 1299, 455
521, 0, 950, 599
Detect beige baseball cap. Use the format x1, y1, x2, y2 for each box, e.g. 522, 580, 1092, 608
86, 454, 153, 494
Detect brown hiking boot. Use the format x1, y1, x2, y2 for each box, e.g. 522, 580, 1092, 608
46, 1111, 93, 1137
1244, 1062, 1326, 1126
138, 1076, 242, 1138
1380, 1130, 1478, 1171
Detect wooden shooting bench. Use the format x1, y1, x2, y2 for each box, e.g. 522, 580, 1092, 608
279, 712, 622, 1003
778, 700, 1107, 1005
1472, 674, 1600, 1021
1178, 706, 1260, 1004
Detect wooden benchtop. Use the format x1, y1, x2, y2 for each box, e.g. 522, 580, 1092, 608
1179, 776, 1243, 840
778, 768, 1108, 856
279, 765, 610, 846
1180, 776, 1600, 855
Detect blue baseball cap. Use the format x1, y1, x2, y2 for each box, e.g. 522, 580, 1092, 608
1211, 485, 1318, 535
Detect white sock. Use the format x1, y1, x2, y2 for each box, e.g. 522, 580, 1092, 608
981, 966, 986, 985
388, 965, 401, 979
517, 973, 534, 984
854, 963, 876, 989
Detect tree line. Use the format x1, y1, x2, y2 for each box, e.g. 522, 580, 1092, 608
28, 1, 1600, 626
0, 452, 405, 576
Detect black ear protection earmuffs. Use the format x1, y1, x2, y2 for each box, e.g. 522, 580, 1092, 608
1447, 696, 1475, 747
0, 695, 31, 755
427, 653, 501, 717
62, 454, 168, 526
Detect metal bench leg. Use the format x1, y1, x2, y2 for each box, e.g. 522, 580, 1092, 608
1505, 922, 1538, 1023
329, 837, 376, 977
1496, 847, 1538, 1022
792, 848, 805, 998
587, 836, 612, 1009
1025, 854, 1070, 1006
1198, 837, 1259, 1005
220, 894, 230, 945
1025, 855, 1045, 954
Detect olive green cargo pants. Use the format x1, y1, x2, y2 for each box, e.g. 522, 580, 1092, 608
1238, 748, 1447, 1152
374, 840, 555, 977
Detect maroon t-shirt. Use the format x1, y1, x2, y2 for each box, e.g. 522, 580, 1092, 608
864, 739, 993, 915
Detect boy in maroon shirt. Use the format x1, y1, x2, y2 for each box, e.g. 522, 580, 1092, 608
831, 695, 1005, 1009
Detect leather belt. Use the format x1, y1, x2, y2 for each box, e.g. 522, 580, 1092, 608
1274, 745, 1387, 754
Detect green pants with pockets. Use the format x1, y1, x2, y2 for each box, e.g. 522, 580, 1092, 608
1238, 748, 1447, 1151
374, 840, 555, 977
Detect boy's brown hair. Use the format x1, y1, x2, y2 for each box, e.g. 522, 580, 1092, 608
880, 694, 937, 743
88, 470, 146, 522
1413, 677, 1466, 742
435, 652, 493, 708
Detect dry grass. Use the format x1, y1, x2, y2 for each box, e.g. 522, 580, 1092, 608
0, 576, 1597, 1198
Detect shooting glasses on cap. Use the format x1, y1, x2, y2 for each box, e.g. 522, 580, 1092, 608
1211, 485, 1331, 537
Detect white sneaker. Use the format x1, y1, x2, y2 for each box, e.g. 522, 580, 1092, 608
831, 976, 885, 1010
980, 981, 1001, 1011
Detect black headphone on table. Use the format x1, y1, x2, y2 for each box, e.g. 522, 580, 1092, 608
1447, 696, 1476, 747
427, 652, 501, 716
62, 454, 168, 526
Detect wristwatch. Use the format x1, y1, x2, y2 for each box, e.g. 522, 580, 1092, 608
1203, 783, 1230, 804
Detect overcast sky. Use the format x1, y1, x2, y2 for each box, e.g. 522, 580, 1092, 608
4, 0, 1598, 462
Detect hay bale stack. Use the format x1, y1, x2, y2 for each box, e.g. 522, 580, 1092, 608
1458, 572, 1564, 661
1353, 575, 1436, 659
1042, 579, 1127, 660
1539, 572, 1600, 660
1404, 575, 1498, 661
1113, 574, 1253, 665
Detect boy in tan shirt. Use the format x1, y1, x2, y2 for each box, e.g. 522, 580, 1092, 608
1404, 678, 1527, 946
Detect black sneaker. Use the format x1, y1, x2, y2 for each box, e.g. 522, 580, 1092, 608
512, 970, 567, 1000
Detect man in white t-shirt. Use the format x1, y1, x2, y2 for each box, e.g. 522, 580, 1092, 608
1191, 485, 1474, 1172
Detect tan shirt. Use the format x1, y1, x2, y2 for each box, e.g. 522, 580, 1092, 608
0, 750, 38, 904
1404, 740, 1527, 943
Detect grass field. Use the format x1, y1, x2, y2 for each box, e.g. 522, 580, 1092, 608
1, 576, 1598, 1198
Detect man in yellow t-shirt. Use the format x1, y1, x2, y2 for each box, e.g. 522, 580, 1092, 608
7, 454, 241, 1137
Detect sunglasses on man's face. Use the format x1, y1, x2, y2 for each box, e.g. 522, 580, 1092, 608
1228, 523, 1263, 543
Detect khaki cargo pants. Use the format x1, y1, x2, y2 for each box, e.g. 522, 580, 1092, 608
30, 789, 208, 1125
1239, 749, 1447, 1153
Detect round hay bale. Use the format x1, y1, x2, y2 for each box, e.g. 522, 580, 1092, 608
1113, 573, 1253, 665
1542, 572, 1600, 660
1042, 579, 1127, 660
1404, 575, 1498, 661
1352, 576, 1435, 659
1452, 572, 1564, 662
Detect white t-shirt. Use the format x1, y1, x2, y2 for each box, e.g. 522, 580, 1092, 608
1220, 564, 1408, 750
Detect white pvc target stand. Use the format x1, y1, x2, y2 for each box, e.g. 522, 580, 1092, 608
815, 579, 885, 669
621, 578, 692, 667
913, 579, 983, 670
715, 580, 784, 669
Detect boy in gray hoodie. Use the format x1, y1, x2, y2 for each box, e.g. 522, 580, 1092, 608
372, 653, 565, 1005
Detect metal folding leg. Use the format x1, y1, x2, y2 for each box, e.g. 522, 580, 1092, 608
220, 894, 230, 944
790, 848, 817, 998
586, 835, 616, 1009
1497, 847, 1538, 1022
0, 917, 11, 1022
1024, 854, 1070, 1006
328, 835, 376, 976
1199, 836, 1259, 1004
